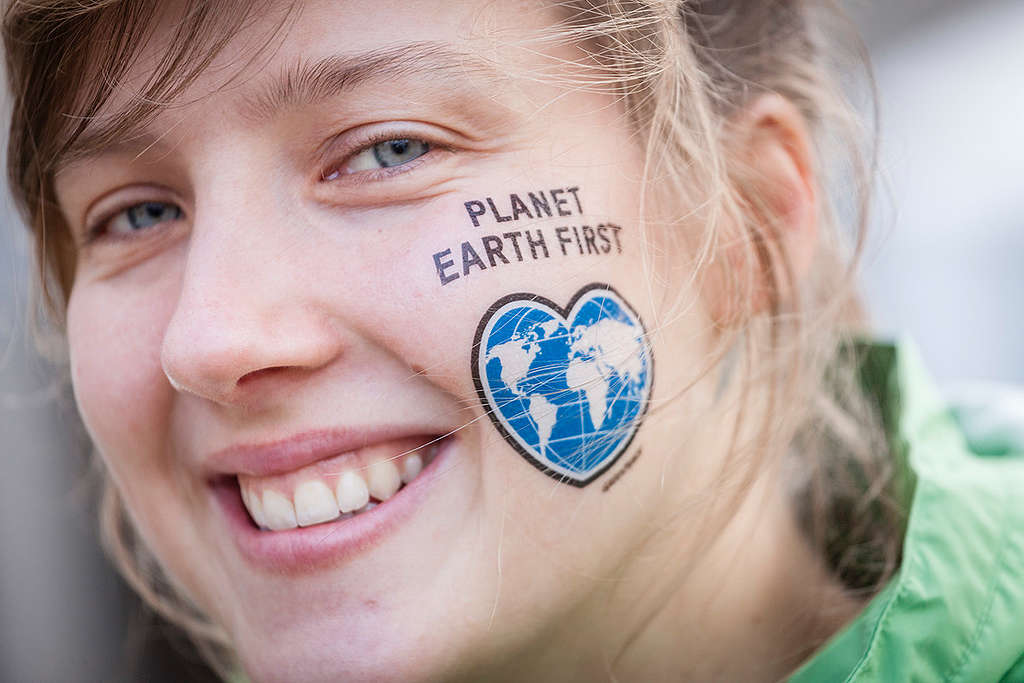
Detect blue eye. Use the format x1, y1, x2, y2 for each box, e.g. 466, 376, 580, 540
106, 201, 183, 236
371, 139, 429, 168
335, 138, 431, 176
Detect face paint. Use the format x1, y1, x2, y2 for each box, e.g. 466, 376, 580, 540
472, 283, 653, 486
463, 186, 584, 228
430, 185, 624, 286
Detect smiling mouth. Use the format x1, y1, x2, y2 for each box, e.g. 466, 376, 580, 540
231, 436, 446, 531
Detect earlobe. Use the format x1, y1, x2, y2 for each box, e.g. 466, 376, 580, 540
712, 93, 819, 324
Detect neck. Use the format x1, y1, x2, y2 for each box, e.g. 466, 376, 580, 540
608, 463, 866, 682
461, 459, 867, 683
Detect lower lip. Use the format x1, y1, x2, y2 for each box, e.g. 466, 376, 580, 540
211, 436, 454, 574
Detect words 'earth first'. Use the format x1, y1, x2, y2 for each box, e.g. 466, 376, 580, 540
472, 283, 653, 487
433, 224, 623, 286
431, 185, 625, 287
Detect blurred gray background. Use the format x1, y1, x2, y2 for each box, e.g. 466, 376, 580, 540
2, 2, 1022, 681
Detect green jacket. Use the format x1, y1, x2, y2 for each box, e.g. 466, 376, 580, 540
790, 341, 1024, 682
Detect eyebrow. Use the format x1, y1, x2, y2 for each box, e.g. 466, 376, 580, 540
239, 41, 499, 122
58, 41, 501, 167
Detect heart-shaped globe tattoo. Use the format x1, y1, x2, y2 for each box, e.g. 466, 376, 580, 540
472, 283, 653, 487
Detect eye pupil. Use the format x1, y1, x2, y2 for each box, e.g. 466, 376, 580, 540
125, 201, 181, 231
371, 138, 429, 168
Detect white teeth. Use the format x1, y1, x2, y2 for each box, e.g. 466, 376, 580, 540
400, 453, 423, 484
241, 486, 267, 528
335, 470, 370, 513
261, 490, 298, 531
294, 480, 341, 527
367, 459, 402, 501
240, 439, 444, 531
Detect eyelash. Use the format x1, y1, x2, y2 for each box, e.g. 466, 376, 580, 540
319, 131, 442, 184
83, 196, 182, 246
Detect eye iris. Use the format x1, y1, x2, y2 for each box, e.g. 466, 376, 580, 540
372, 138, 429, 168
126, 202, 181, 230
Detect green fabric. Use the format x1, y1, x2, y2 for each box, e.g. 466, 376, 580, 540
789, 340, 1024, 683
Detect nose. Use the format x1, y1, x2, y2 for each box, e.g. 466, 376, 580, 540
160, 194, 345, 407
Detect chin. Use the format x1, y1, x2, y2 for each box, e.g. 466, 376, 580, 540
232, 609, 445, 683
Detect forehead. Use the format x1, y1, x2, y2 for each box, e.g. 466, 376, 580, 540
60, 0, 566, 166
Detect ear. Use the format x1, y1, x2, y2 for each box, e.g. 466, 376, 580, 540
711, 94, 819, 325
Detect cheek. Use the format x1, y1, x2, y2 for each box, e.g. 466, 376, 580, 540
67, 282, 174, 460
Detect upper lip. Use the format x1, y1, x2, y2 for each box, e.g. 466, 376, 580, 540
204, 425, 443, 478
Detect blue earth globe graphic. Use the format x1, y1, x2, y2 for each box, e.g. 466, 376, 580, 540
481, 293, 650, 479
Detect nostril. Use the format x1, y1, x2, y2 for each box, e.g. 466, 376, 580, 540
236, 366, 292, 387
237, 366, 290, 386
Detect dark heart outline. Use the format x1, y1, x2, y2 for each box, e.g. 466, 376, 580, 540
471, 282, 654, 487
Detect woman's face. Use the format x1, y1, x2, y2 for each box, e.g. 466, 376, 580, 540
55, 1, 721, 680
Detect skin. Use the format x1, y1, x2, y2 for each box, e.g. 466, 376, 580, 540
53, 1, 861, 681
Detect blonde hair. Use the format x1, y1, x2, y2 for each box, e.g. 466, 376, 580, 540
3, 0, 901, 676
